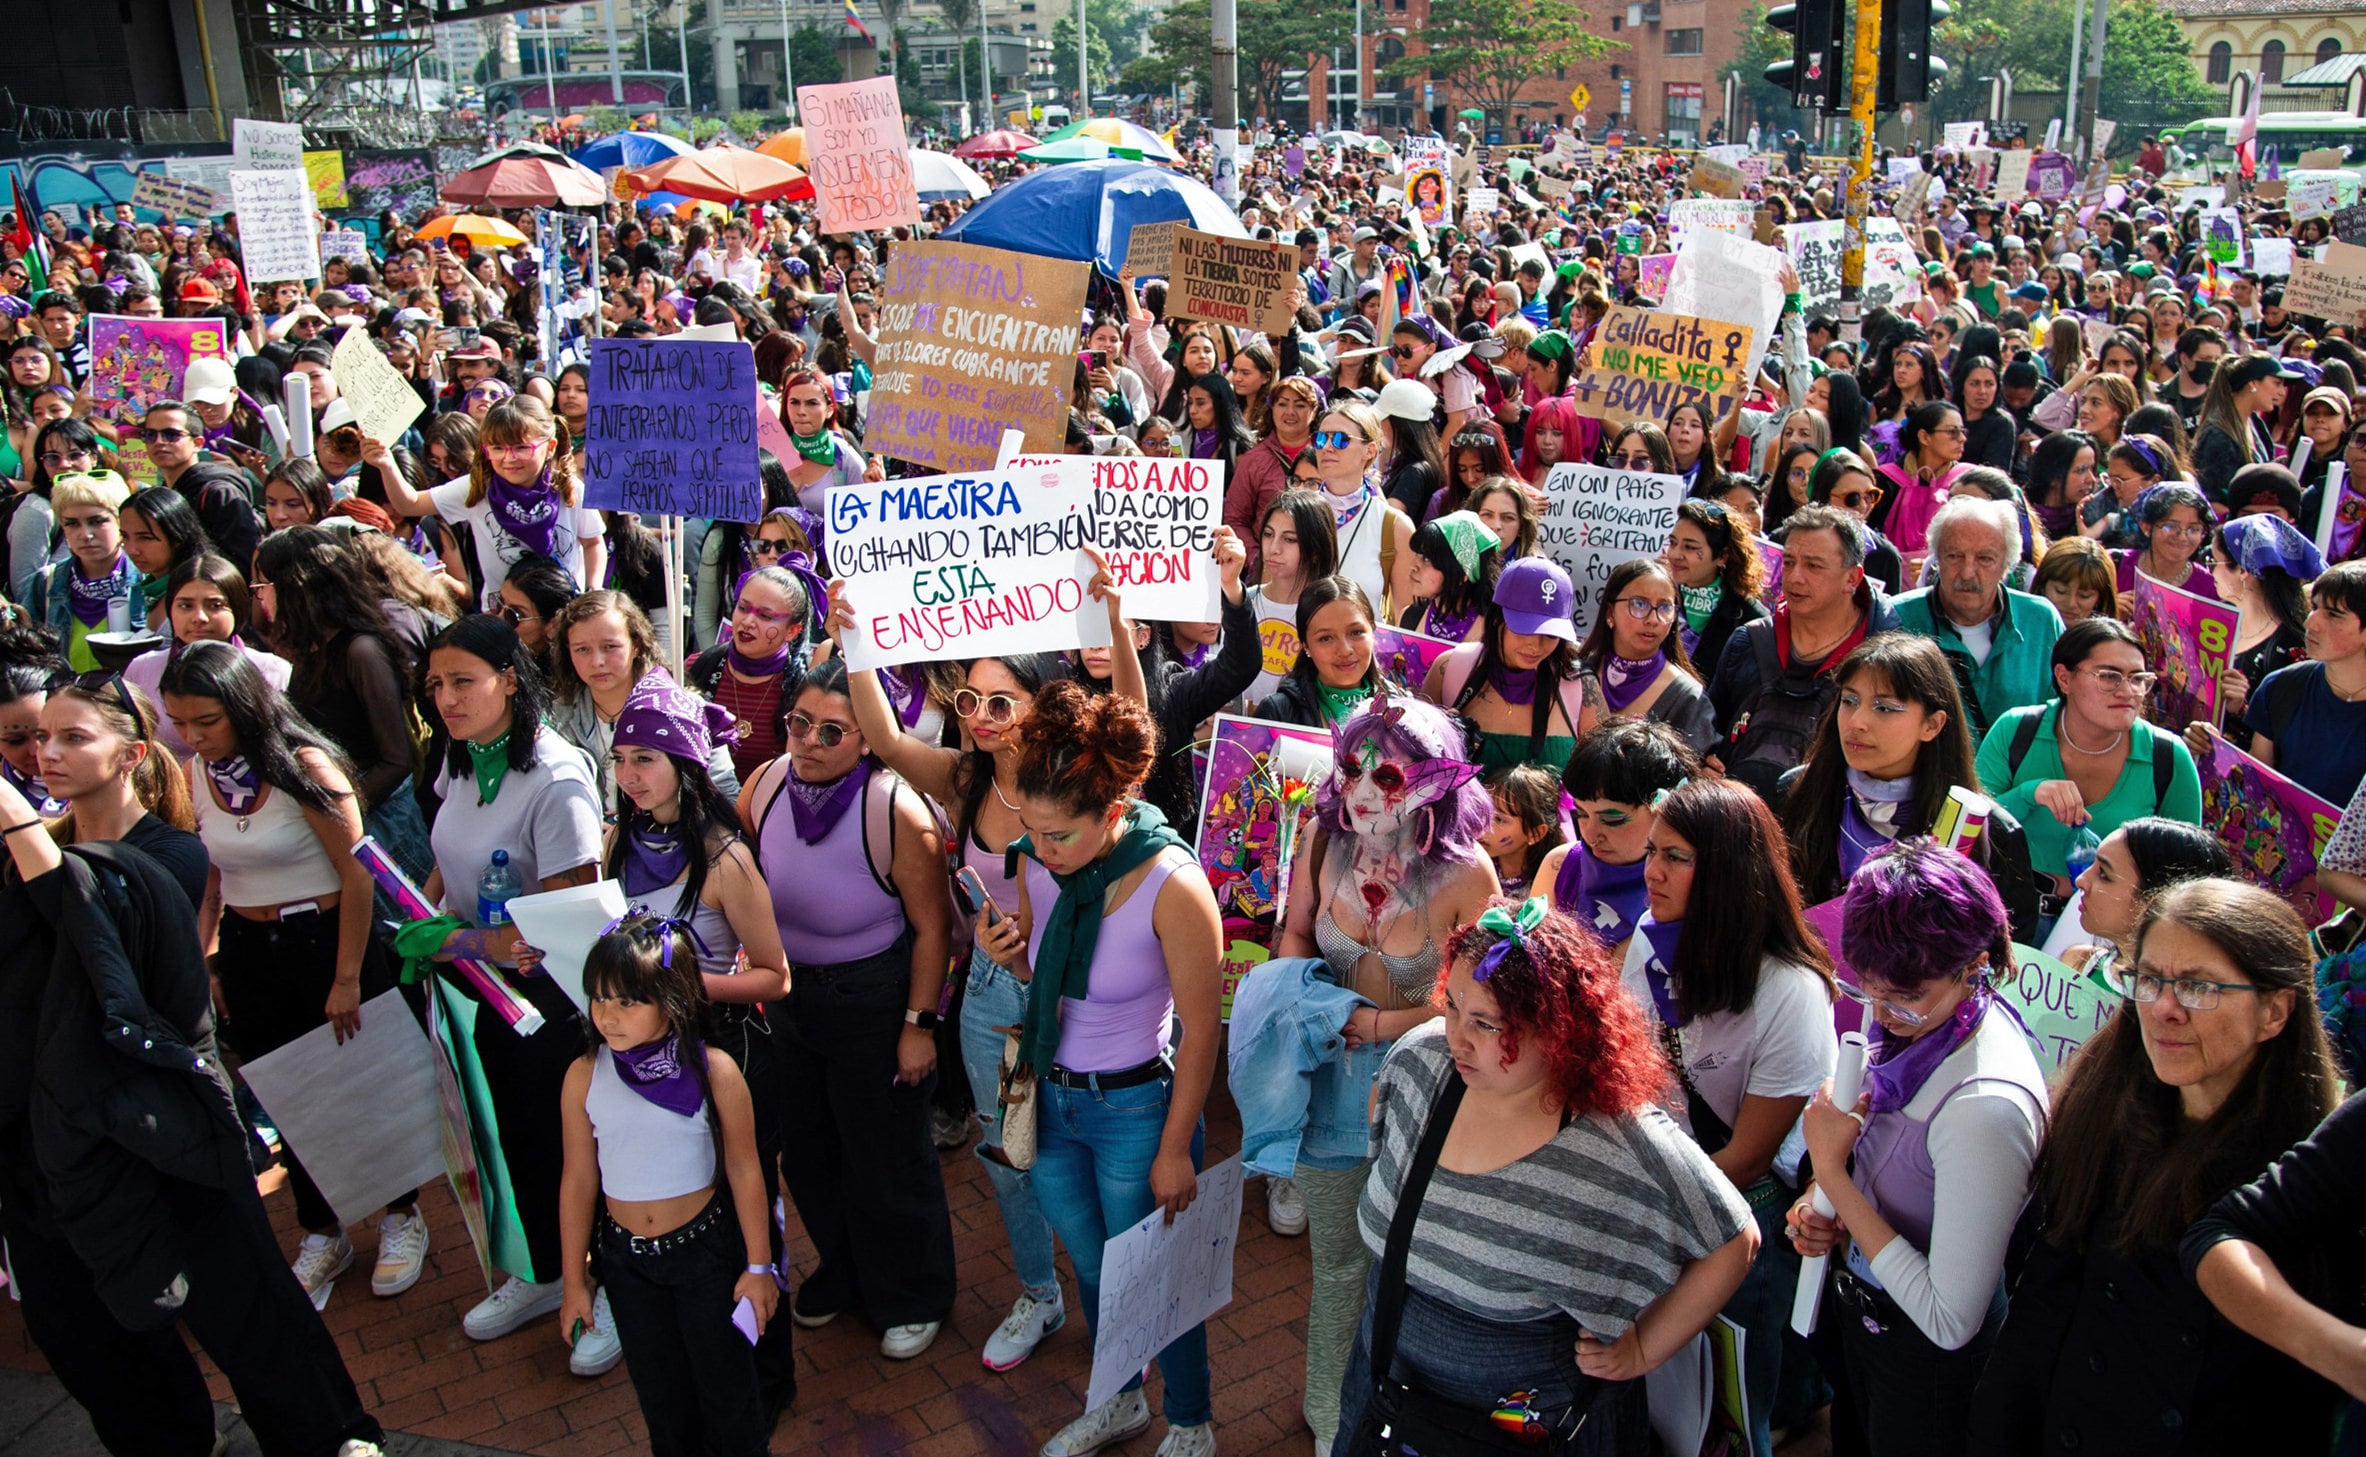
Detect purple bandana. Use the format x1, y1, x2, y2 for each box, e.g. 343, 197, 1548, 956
483, 464, 562, 559
1, 757, 64, 817
882, 664, 929, 726
1636, 913, 1687, 1027
1865, 986, 1991, 1114
620, 818, 691, 897
1489, 661, 1539, 705
614, 673, 740, 766
1557, 843, 1649, 947
66, 553, 133, 628
1423, 602, 1481, 643
787, 758, 870, 844
207, 755, 262, 814
1598, 651, 1665, 713
1175, 640, 1214, 671
611, 1034, 707, 1118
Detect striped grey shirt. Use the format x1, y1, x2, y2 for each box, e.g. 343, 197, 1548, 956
1357, 1023, 1753, 1337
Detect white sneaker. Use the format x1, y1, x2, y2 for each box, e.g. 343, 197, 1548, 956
569, 1286, 624, 1376
1040, 1388, 1152, 1457
291, 1232, 354, 1312
881, 1320, 941, 1359
335, 1443, 386, 1457
461, 1275, 565, 1341
1154, 1424, 1216, 1457
371, 1211, 430, 1297
1267, 1177, 1307, 1237
983, 1287, 1066, 1371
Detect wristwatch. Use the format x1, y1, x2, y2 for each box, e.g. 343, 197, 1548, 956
904, 1007, 940, 1030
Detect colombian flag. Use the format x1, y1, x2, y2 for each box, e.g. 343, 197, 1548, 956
843, 0, 872, 40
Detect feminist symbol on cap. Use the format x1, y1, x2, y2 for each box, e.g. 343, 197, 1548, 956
1538, 579, 1557, 603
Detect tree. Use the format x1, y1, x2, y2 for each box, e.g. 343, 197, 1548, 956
939, 0, 979, 112
788, 22, 845, 97
1722, 4, 1810, 140
632, 13, 718, 111
894, 29, 942, 125
1921, 0, 2208, 135
1128, 0, 1358, 120
1383, 0, 1621, 136
2096, 0, 2214, 132
1052, 14, 1116, 97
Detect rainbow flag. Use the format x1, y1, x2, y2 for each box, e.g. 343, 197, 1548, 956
2199, 254, 2221, 304
842, 0, 871, 39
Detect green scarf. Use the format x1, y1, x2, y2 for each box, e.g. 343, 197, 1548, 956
789, 426, 838, 467
393, 915, 468, 985
1315, 679, 1373, 725
1680, 581, 1722, 634
1012, 802, 1190, 1073
465, 730, 513, 806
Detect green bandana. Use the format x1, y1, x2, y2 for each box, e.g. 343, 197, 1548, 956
1012, 802, 1191, 1074
392, 915, 468, 985
1428, 510, 1500, 579
1315, 679, 1374, 725
465, 730, 513, 806
1680, 580, 1723, 633
789, 426, 838, 467
1527, 330, 1574, 365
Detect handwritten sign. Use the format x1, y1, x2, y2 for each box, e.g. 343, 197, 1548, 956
331, 323, 428, 446
1088, 1155, 1245, 1408
1464, 185, 1501, 219
1690, 156, 1747, 199
794, 75, 921, 234
1782, 219, 1845, 312
1536, 463, 1688, 639
304, 149, 349, 207
826, 460, 1110, 671
1668, 200, 1754, 247
1197, 714, 1334, 1017
1088, 455, 1222, 622
321, 228, 371, 265
2287, 241, 2366, 321
130, 171, 220, 219
1942, 121, 1987, 151
1994, 150, 2035, 200
1666, 231, 1785, 357
230, 169, 321, 283
1168, 228, 1297, 336
1572, 306, 1759, 435
1127, 220, 1180, 276
2252, 237, 2295, 278
865, 240, 1091, 473
583, 338, 762, 521
2126, 570, 2239, 735
2198, 208, 2245, 267
2199, 736, 2341, 924
233, 117, 306, 171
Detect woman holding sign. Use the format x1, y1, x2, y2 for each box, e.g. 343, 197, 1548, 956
376, 398, 606, 609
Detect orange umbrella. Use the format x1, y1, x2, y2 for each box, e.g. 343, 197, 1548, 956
755, 128, 807, 166
413, 212, 532, 247
624, 144, 812, 203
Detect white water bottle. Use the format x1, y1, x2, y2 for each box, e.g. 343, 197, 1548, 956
1791, 1031, 1870, 1337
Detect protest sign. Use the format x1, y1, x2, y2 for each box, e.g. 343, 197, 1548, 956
1168, 228, 1298, 336
1667, 230, 1785, 354
2198, 736, 2341, 924
2338, 204, 2366, 246
2027, 152, 2075, 202
1536, 463, 1688, 638
1127, 220, 1180, 275
2251, 237, 2295, 278
1572, 306, 1758, 437
428, 978, 532, 1289
1994, 150, 2035, 200
304, 149, 348, 207
826, 460, 1111, 671
2198, 208, 2245, 266
1690, 156, 1747, 199
1087, 455, 1222, 622
331, 321, 428, 445
1942, 121, 1987, 151
2126, 571, 2239, 734
230, 169, 321, 283
865, 239, 1091, 472
1464, 185, 1501, 219
2301, 148, 2348, 171
583, 337, 762, 521
795, 75, 922, 234
341, 149, 439, 219
1197, 714, 1334, 1017
1637, 252, 1676, 299
1089, 1156, 1244, 1407
1283, 144, 1306, 178
86, 315, 232, 484
1863, 241, 1923, 310
1739, 155, 1770, 186
1899, 169, 1935, 223
1372, 624, 1457, 695
1886, 156, 1923, 185
1667, 199, 1753, 245
320, 228, 370, 264
1536, 173, 1572, 201
1783, 219, 1846, 311
2287, 241, 2366, 320
503, 881, 629, 1015
238, 990, 451, 1228
130, 171, 220, 219
1405, 165, 1450, 226
2289, 174, 2347, 222
233, 117, 306, 171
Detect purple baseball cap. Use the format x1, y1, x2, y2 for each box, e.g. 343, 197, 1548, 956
1493, 557, 1577, 642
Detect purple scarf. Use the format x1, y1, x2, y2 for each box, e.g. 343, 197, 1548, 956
726, 640, 793, 678
786, 759, 870, 844
206, 755, 262, 814
1423, 602, 1481, 643
1865, 986, 1992, 1114
882, 664, 928, 726
611, 1034, 707, 1118
1598, 651, 1665, 713
1, 757, 64, 816
1176, 639, 1214, 670
483, 464, 563, 559
1837, 771, 1917, 882
621, 818, 691, 898
66, 553, 133, 628
1489, 661, 1539, 705
1556, 843, 1650, 947
1636, 913, 1687, 1027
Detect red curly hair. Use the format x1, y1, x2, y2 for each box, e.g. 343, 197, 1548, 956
1012, 679, 1157, 816
1439, 897, 1669, 1120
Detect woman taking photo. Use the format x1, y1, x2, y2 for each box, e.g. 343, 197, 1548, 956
1662, 499, 1769, 691
1266, 695, 1499, 1454
1310, 399, 1416, 614
1422, 557, 1598, 775
2115, 481, 2217, 599
741, 657, 958, 1361
2081, 434, 2173, 552
1787, 840, 2051, 1457
1396, 510, 1499, 644
122, 553, 289, 760
1338, 896, 1757, 1449
1780, 633, 2041, 942
1254, 575, 1387, 728
1628, 777, 1838, 1457
2192, 355, 2280, 505
1971, 880, 2343, 1453
2055, 816, 2233, 982
377, 397, 605, 609
1248, 489, 1341, 706
2204, 515, 2318, 753
980, 683, 1224, 1457
1574, 558, 1715, 753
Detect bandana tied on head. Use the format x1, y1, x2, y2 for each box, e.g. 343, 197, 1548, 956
1472, 897, 1547, 981
1428, 510, 1500, 579
2220, 513, 2326, 581
614, 672, 741, 767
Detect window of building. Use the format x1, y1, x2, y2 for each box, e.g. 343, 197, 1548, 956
1611, 14, 1621, 31
2206, 41, 2231, 84
1666, 28, 1702, 54
2261, 39, 2284, 84
2320, 38, 2343, 66
1664, 81, 1703, 142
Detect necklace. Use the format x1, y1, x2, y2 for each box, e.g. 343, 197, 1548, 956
2057, 712, 2126, 756
992, 772, 1020, 812
2327, 663, 2366, 702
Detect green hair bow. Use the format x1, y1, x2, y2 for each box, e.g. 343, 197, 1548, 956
1473, 896, 1549, 981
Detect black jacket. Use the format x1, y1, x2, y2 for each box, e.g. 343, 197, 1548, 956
1253, 668, 1330, 728
171, 460, 264, 574
30, 843, 249, 1329
1692, 588, 1769, 692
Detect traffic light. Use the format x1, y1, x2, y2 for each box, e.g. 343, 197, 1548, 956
1764, 0, 1844, 112
1878, 0, 1951, 109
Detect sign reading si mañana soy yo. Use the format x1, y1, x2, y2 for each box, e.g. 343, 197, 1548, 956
1536, 463, 1688, 640
1572, 306, 1758, 434
583, 338, 762, 522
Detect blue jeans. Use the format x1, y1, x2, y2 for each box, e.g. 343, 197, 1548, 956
1031, 1071, 1211, 1425
1722, 1188, 1805, 1457
958, 948, 1060, 1297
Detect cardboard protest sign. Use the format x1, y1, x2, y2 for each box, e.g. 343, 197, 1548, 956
1168, 229, 1298, 336
239, 990, 452, 1227
1783, 219, 1846, 311
2301, 148, 2348, 171
2126, 571, 2239, 734
1690, 156, 1747, 199
330, 323, 427, 445
2287, 241, 2366, 321
1994, 150, 2034, 199
1899, 169, 1935, 223
2198, 736, 2341, 924
1196, 714, 1333, 1018
583, 338, 762, 521
130, 171, 220, 219
1667, 199, 1753, 245
1536, 173, 1572, 201
233, 117, 306, 171
230, 169, 321, 283
795, 76, 922, 234
2251, 237, 2295, 278
1087, 455, 1222, 622
865, 240, 1092, 473
1667, 230, 1785, 361
1573, 307, 1759, 437
1535, 462, 1688, 639
825, 459, 1111, 671
1371, 624, 1457, 696
1126, 220, 1180, 276
86, 315, 232, 485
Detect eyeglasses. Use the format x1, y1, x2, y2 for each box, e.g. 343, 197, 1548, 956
953, 688, 1024, 723
496, 603, 538, 626
1311, 429, 1365, 450
1613, 454, 1657, 470
2115, 969, 2269, 1011
1336, 757, 1406, 794
2151, 520, 2207, 540
2081, 665, 2158, 695
39, 448, 93, 469
785, 711, 851, 747
1926, 425, 1966, 440
1616, 597, 1679, 622
482, 440, 545, 456
141, 427, 191, 444
1834, 488, 1884, 510
1836, 975, 1952, 1028
750, 538, 796, 557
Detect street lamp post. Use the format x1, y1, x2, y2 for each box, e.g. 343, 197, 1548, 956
779, 0, 798, 118
677, 0, 694, 113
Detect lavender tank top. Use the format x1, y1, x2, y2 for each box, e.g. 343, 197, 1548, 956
757, 771, 907, 966
1848, 1013, 2048, 1269
1024, 851, 1184, 1073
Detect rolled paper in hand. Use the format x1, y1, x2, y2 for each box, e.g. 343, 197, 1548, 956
283, 372, 313, 461
351, 836, 544, 1034
1931, 787, 1993, 858
1791, 1030, 1870, 1337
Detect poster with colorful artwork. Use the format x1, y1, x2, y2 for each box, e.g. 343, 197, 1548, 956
1195, 714, 1335, 1018
85, 315, 232, 485
2126, 571, 2239, 734
2198, 736, 2341, 924
1371, 624, 1457, 696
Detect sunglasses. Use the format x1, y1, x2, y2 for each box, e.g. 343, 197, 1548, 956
496, 603, 537, 626
1336, 758, 1406, 794
1388, 344, 1417, 358
750, 538, 797, 557
954, 689, 1023, 723
1311, 429, 1363, 451
39, 448, 93, 468
1834, 486, 1885, 510
785, 711, 851, 747
141, 427, 192, 444
1613, 454, 1657, 470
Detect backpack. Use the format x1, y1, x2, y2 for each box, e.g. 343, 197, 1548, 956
1723, 621, 1841, 801
2004, 706, 2175, 812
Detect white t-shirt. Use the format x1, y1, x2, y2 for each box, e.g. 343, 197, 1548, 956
1620, 943, 1838, 1185
426, 477, 605, 609
428, 732, 604, 943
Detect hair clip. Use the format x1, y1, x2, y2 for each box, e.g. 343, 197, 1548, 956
1651, 776, 1692, 810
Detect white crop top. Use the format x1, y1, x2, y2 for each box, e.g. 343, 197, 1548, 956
193, 778, 343, 906
586, 1053, 718, 1201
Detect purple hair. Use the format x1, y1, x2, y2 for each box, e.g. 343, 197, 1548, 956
1841, 838, 2011, 989
1313, 695, 1490, 875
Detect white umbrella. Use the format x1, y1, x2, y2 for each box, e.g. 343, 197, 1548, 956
909, 147, 991, 201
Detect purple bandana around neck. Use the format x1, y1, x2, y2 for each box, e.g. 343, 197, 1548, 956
611, 1034, 707, 1118
1489, 660, 1539, 705
1564, 844, 1650, 948
786, 758, 870, 844
726, 640, 793, 678
621, 817, 691, 898
207, 755, 262, 814
1864, 985, 1992, 1114
483, 464, 562, 559
1636, 912, 1687, 1027
1424, 602, 1481, 643
1177, 639, 1214, 670
1598, 651, 1666, 713
882, 664, 928, 726
67, 553, 133, 628
1, 757, 64, 816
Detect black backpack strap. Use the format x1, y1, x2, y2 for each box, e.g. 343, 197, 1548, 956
1369, 1059, 1468, 1385
2146, 723, 2174, 811
2006, 705, 2046, 780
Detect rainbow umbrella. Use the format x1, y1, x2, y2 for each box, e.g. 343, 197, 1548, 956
1036, 117, 1180, 163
